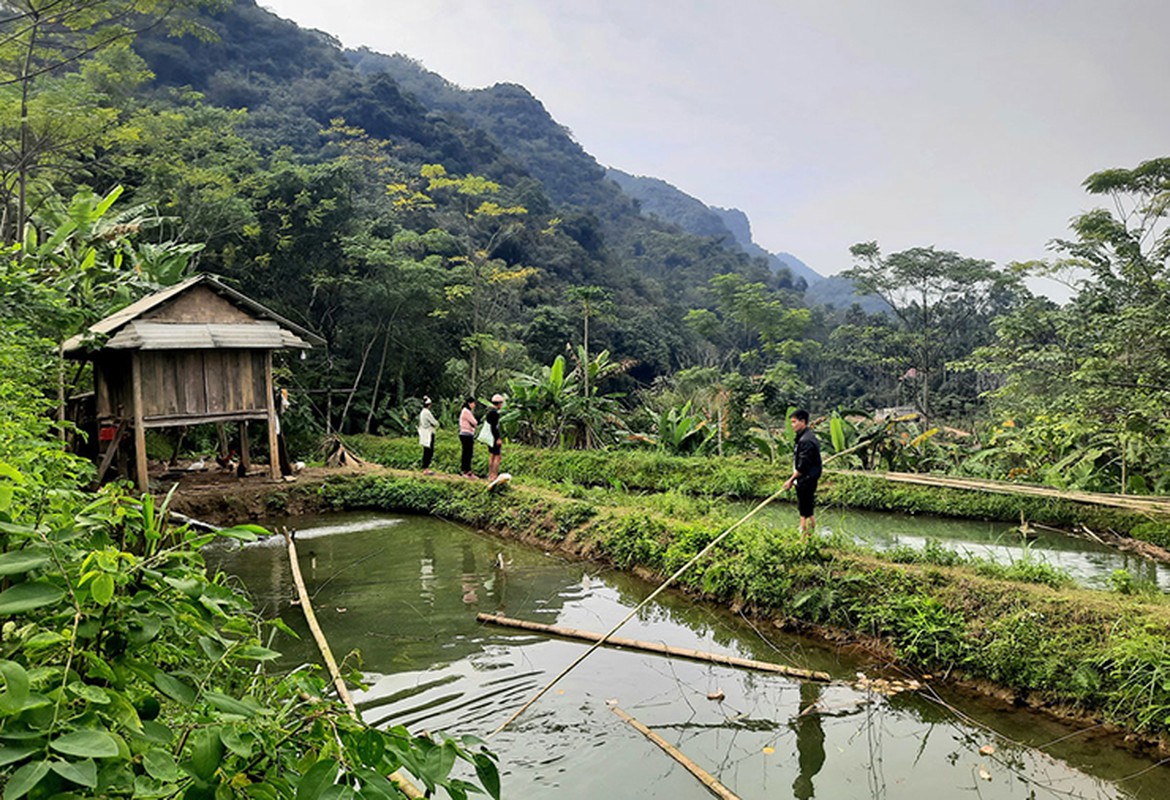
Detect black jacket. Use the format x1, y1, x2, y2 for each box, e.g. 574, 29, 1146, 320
794, 428, 822, 482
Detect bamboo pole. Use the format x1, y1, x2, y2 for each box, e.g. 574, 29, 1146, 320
491, 483, 794, 735
478, 613, 830, 681
282, 530, 423, 799
833, 470, 1170, 515
610, 704, 740, 800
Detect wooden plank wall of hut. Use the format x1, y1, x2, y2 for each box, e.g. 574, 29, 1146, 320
138, 350, 269, 425
95, 353, 134, 421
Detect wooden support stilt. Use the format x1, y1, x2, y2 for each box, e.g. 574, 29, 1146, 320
478, 613, 830, 681
238, 421, 251, 473
610, 704, 740, 800
94, 421, 127, 484
216, 422, 229, 459
131, 354, 149, 492
281, 530, 423, 799
265, 352, 281, 480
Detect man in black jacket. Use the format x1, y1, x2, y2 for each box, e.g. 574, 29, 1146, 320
782, 409, 822, 537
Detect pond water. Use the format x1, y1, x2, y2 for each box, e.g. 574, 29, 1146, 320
742, 502, 1170, 591
208, 512, 1169, 799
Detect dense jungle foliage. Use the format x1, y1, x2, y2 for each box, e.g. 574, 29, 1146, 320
3, 2, 1170, 497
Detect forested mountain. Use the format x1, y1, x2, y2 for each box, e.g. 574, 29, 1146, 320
18, 0, 1162, 490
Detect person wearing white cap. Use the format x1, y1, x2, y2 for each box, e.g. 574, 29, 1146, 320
485, 393, 505, 482
418, 396, 439, 474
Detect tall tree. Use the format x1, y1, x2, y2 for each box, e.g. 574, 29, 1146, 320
844, 243, 1019, 419
0, 0, 222, 240
972, 157, 1170, 491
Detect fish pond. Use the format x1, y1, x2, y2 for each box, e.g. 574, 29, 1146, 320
208, 512, 1169, 799
744, 503, 1170, 591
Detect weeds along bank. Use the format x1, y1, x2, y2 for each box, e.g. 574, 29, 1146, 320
347, 435, 1170, 546
325, 471, 1170, 744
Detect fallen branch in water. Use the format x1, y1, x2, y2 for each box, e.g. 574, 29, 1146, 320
282, 529, 424, 799
609, 704, 740, 800
478, 613, 830, 681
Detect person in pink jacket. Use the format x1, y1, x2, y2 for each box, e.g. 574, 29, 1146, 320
458, 397, 478, 478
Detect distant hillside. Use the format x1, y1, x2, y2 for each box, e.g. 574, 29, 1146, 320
709, 207, 822, 287
602, 169, 821, 289
606, 169, 736, 240
804, 276, 890, 313
348, 49, 619, 212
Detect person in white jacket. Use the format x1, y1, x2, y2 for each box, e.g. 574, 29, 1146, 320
418, 396, 440, 474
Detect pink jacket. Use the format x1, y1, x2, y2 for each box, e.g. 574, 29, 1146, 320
459, 407, 477, 435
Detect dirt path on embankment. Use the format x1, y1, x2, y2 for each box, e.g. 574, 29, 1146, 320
164, 464, 1170, 565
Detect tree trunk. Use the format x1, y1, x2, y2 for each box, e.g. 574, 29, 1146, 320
13, 9, 40, 244
364, 326, 392, 434
338, 331, 379, 431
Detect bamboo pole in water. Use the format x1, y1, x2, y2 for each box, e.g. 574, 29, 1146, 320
491, 483, 796, 735
610, 705, 740, 800
478, 613, 831, 681
282, 530, 424, 799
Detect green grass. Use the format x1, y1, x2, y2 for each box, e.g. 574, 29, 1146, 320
346, 434, 1170, 541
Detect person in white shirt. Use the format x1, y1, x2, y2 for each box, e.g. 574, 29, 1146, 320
418, 396, 440, 474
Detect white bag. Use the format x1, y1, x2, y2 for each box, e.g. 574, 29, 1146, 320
477, 422, 495, 446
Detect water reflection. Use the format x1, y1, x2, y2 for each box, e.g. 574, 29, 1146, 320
743, 503, 1170, 591
208, 512, 1170, 799
792, 683, 824, 799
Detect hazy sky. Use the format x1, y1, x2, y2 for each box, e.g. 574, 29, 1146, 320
260, 0, 1168, 279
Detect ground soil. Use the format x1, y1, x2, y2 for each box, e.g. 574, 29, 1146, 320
162, 464, 359, 524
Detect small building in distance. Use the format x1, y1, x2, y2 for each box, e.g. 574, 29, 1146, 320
63, 274, 324, 490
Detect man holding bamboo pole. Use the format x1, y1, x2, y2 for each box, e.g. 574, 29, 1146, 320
783, 409, 822, 537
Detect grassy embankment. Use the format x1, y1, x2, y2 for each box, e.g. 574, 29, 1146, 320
314, 436, 1170, 741
346, 434, 1170, 545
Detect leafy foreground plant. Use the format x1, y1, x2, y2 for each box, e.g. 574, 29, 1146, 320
0, 480, 498, 800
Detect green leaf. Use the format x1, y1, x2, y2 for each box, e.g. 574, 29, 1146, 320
0, 661, 31, 715
352, 768, 396, 800
219, 727, 253, 758
184, 728, 224, 782
127, 616, 162, 646
4, 759, 49, 800
234, 645, 280, 662
198, 637, 226, 662
0, 549, 48, 576
163, 575, 203, 597
143, 749, 181, 782
473, 752, 501, 800
154, 672, 196, 706
297, 759, 339, 800
204, 691, 257, 718
138, 720, 173, 745
218, 525, 267, 541
50, 730, 120, 758
830, 415, 846, 454
0, 745, 37, 767
0, 581, 65, 614
66, 682, 111, 705
90, 573, 115, 606
421, 741, 456, 785
50, 758, 98, 788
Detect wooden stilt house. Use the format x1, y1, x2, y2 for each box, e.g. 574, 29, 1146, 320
63, 274, 324, 490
